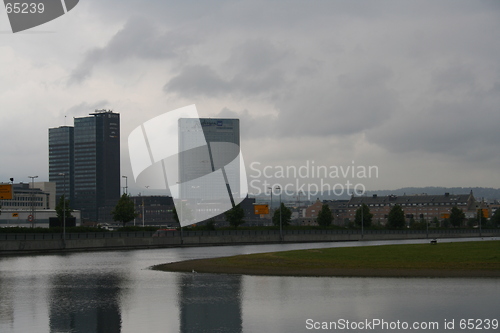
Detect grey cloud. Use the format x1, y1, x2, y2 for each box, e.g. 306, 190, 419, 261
214, 107, 276, 140
432, 65, 476, 95
65, 1, 500, 179
226, 39, 291, 75
164, 39, 290, 98
164, 65, 230, 97
367, 80, 500, 160
69, 16, 197, 84
273, 65, 397, 137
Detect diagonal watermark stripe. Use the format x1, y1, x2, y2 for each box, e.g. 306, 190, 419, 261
128, 105, 248, 226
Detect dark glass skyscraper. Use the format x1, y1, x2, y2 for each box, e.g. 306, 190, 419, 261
49, 110, 120, 221
48, 126, 74, 204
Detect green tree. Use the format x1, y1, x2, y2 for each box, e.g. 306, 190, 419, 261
449, 206, 465, 228
317, 204, 333, 227
272, 203, 292, 227
466, 218, 476, 228
111, 193, 138, 227
410, 218, 426, 230
491, 209, 500, 227
205, 219, 216, 230
354, 203, 373, 228
55, 195, 73, 223
387, 204, 405, 229
225, 204, 245, 228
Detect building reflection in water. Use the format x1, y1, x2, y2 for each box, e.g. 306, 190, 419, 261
0, 275, 14, 328
179, 273, 242, 333
49, 273, 122, 333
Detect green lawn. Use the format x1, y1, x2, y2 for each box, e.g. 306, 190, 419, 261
153, 240, 500, 277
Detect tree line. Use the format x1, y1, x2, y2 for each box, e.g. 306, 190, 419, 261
62, 194, 500, 229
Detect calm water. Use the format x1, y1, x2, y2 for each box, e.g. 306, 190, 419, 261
0, 238, 498, 333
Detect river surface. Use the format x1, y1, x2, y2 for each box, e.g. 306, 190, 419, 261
0, 238, 498, 333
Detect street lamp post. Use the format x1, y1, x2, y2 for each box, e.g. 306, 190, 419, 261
143, 186, 149, 227
268, 186, 273, 223
180, 200, 184, 245
276, 186, 282, 241
478, 201, 483, 237
59, 173, 67, 240
176, 182, 183, 245
426, 214, 429, 239
133, 197, 136, 226
361, 202, 364, 240
296, 191, 302, 222
28, 176, 38, 228
122, 175, 128, 195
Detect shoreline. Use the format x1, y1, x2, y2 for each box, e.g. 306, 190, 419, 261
154, 260, 500, 278
153, 240, 500, 278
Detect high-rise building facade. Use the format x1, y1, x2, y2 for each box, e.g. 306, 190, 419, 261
178, 118, 240, 207
48, 110, 120, 221
48, 126, 74, 204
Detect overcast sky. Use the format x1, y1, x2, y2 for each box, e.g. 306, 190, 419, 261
1, 0, 499, 196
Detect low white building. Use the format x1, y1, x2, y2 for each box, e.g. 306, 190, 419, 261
0, 209, 81, 228
0, 182, 80, 227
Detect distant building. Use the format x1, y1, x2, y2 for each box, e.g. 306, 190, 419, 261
0, 182, 81, 227
315, 192, 478, 227
324, 200, 350, 226
48, 126, 74, 204
49, 110, 120, 222
178, 118, 240, 202
34, 182, 57, 210
1, 183, 51, 211
297, 198, 323, 226
347, 192, 476, 226
178, 118, 242, 224
128, 195, 175, 227
303, 199, 323, 219
490, 203, 499, 217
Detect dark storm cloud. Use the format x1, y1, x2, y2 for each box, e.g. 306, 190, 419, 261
164, 39, 290, 98
160, 0, 500, 163
63, 0, 500, 185
274, 65, 398, 137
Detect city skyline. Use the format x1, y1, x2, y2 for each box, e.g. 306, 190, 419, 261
1, 1, 500, 194
48, 110, 120, 221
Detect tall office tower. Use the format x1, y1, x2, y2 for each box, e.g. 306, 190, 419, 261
178, 118, 240, 205
73, 110, 120, 221
49, 110, 120, 222
48, 126, 74, 205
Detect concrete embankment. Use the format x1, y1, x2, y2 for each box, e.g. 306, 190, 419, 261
0, 229, 499, 255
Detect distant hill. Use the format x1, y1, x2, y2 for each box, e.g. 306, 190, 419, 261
317, 187, 500, 202
364, 187, 500, 202
255, 187, 500, 203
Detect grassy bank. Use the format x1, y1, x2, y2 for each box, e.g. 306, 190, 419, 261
153, 240, 500, 278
